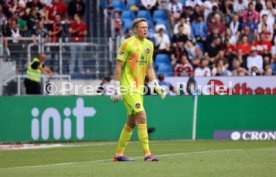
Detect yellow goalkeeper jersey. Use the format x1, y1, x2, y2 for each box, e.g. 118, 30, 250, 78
117, 36, 154, 94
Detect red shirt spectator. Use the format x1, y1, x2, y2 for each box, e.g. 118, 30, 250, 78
47, 0, 67, 21
69, 14, 87, 42
253, 32, 272, 55
174, 54, 193, 76
236, 35, 251, 56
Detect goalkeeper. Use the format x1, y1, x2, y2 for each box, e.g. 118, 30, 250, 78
111, 18, 166, 162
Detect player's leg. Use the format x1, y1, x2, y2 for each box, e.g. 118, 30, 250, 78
134, 111, 159, 161
114, 100, 135, 162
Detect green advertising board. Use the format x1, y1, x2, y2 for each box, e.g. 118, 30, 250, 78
0, 96, 194, 143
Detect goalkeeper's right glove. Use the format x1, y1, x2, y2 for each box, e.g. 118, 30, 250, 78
110, 80, 122, 103
149, 79, 166, 99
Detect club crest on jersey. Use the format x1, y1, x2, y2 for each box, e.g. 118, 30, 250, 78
146, 48, 150, 55
135, 103, 141, 108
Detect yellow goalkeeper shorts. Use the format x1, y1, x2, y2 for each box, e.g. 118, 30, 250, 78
122, 93, 144, 116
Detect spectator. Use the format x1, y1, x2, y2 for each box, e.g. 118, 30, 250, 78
121, 28, 132, 43
241, 13, 258, 34
233, 0, 248, 14
236, 35, 252, 56
260, 23, 272, 41
264, 66, 273, 76
231, 59, 248, 76
253, 32, 272, 56
0, 5, 8, 37
185, 40, 199, 61
48, 14, 65, 70
68, 13, 87, 74
46, 0, 67, 22
255, 0, 264, 13
32, 20, 48, 43
170, 39, 186, 65
190, 15, 207, 48
26, 0, 44, 12
270, 56, 276, 75
112, 11, 123, 37
153, 27, 171, 55
168, 0, 183, 27
48, 14, 65, 43
194, 59, 211, 76
260, 0, 274, 27
258, 14, 273, 35
205, 37, 221, 64
229, 13, 242, 36
240, 25, 258, 44
140, 0, 157, 15
206, 4, 225, 23
211, 59, 232, 76
157, 0, 170, 10
172, 24, 188, 45
3, 19, 23, 65
207, 14, 225, 35
173, 17, 191, 38
247, 47, 263, 75
185, 0, 203, 9
174, 54, 193, 77
68, 0, 85, 20
221, 0, 234, 24
157, 73, 177, 95
25, 8, 40, 35
203, 0, 218, 20
242, 2, 259, 23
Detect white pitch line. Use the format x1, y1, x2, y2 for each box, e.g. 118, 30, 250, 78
0, 149, 240, 171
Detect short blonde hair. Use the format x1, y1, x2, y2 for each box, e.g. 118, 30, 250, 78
132, 18, 147, 28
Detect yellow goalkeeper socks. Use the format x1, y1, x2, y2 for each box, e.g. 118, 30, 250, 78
138, 124, 151, 156
115, 124, 133, 156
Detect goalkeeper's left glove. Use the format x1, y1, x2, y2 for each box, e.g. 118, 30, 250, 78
149, 79, 166, 99
110, 80, 122, 103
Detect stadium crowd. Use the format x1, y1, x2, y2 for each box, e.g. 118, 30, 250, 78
103, 0, 276, 76
0, 0, 87, 72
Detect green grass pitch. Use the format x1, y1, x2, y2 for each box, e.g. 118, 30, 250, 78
0, 140, 275, 177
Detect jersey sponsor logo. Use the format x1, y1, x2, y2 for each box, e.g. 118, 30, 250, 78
135, 103, 141, 108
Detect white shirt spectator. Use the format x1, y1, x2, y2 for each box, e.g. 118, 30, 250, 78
141, 0, 157, 7
168, 2, 183, 14
247, 54, 263, 71
173, 22, 191, 37
260, 9, 275, 26
233, 0, 248, 13
185, 0, 203, 8
257, 23, 273, 34
153, 32, 170, 50
194, 67, 211, 76
211, 67, 232, 76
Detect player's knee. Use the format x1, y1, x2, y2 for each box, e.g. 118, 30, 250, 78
135, 111, 147, 124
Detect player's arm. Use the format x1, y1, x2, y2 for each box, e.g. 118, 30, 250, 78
114, 60, 124, 81
110, 60, 124, 102
147, 64, 166, 99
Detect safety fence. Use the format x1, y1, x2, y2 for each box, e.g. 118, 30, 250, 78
0, 37, 120, 79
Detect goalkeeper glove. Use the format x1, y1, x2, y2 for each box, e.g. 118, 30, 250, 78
149, 79, 166, 99
110, 80, 122, 103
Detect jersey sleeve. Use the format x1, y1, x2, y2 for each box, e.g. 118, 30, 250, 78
117, 39, 129, 62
